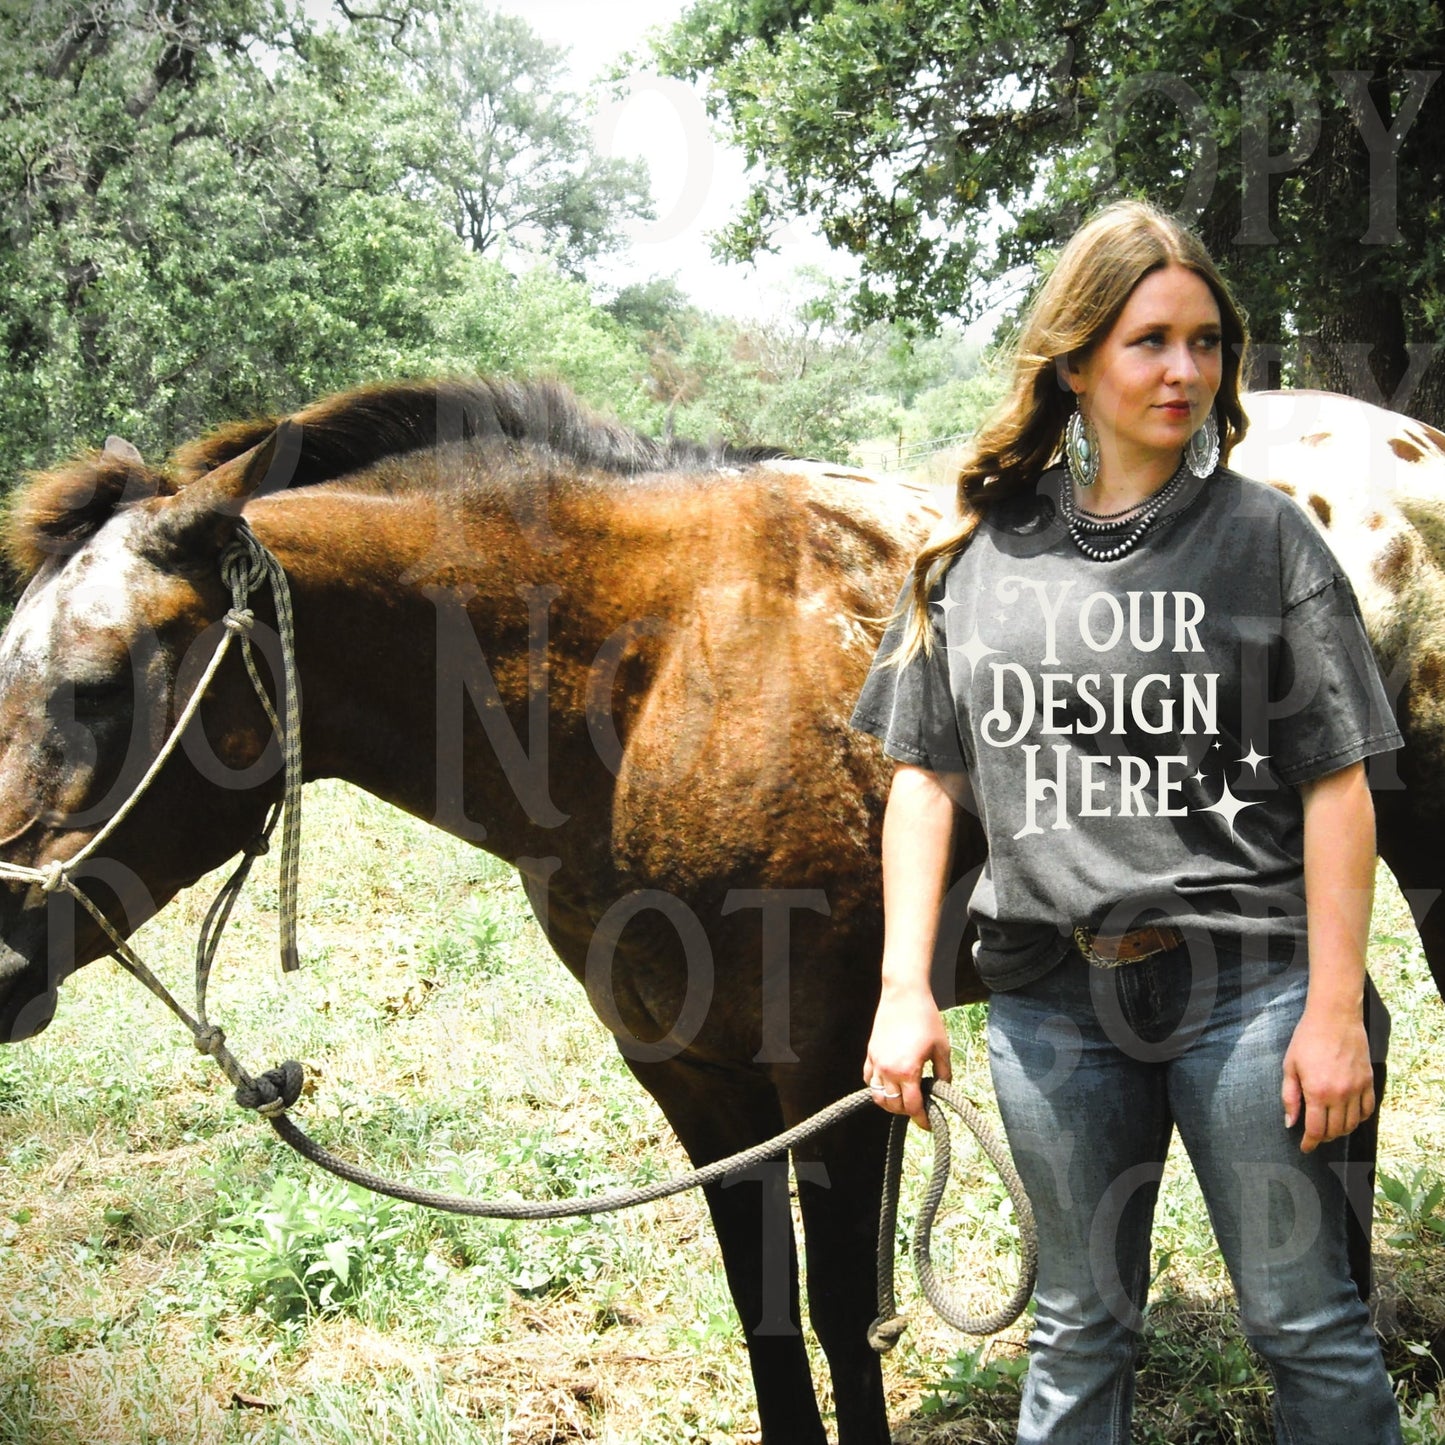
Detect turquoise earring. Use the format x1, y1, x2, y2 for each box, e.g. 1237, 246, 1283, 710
1186, 409, 1220, 479
1065, 406, 1100, 489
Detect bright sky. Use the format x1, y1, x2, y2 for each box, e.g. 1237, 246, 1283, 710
484, 0, 849, 317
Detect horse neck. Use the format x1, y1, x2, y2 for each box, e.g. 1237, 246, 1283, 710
240, 481, 704, 857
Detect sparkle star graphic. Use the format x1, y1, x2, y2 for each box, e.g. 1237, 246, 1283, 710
1198, 778, 1260, 839
1191, 770, 1207, 785
1211, 741, 1222, 752
954, 626, 1000, 672
932, 592, 961, 621
1238, 744, 1270, 774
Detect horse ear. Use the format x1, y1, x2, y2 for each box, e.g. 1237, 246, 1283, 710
146, 420, 302, 567
104, 435, 145, 466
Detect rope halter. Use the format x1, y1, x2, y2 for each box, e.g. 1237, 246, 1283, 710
0, 523, 304, 1106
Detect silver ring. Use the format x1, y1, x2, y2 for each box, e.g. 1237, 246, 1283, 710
869, 1082, 902, 1100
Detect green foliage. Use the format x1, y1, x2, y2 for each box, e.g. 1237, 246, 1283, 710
257, 1378, 504, 1444
1401, 1378, 1445, 1445
921, 1340, 1028, 1415
500, 267, 661, 428
650, 269, 900, 457
405, 6, 652, 272
209, 1173, 424, 1321
657, 0, 1445, 421
902, 369, 1009, 450
605, 275, 694, 334
427, 897, 509, 980
0, 1050, 26, 1114
1380, 1166, 1445, 1246
0, 0, 659, 515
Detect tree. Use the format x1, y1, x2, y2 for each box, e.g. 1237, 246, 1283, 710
605, 275, 694, 335
650, 270, 898, 457
655, 0, 1445, 424
406, 7, 653, 274
0, 0, 659, 509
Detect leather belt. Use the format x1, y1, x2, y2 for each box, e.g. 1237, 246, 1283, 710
1073, 923, 1184, 968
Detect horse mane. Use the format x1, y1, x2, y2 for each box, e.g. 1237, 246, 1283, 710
3, 449, 175, 584
2, 377, 791, 585
172, 377, 789, 485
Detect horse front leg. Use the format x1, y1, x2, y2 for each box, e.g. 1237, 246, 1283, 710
785, 1091, 894, 1445
627, 1056, 830, 1445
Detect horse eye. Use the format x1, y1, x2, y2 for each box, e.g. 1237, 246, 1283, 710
57, 678, 129, 719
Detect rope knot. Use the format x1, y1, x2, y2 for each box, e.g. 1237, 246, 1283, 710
220, 534, 268, 597
40, 860, 67, 893
867, 1314, 909, 1354
223, 608, 255, 635
234, 1060, 305, 1118
195, 1025, 225, 1058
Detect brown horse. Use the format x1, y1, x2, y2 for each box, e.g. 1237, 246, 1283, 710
0, 379, 1441, 1445
0, 378, 960, 1445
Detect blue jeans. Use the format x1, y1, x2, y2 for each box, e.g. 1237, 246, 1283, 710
987, 937, 1401, 1445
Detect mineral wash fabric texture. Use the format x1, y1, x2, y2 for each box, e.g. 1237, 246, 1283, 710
850, 469, 1403, 991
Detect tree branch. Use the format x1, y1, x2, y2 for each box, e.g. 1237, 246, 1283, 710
333, 0, 411, 42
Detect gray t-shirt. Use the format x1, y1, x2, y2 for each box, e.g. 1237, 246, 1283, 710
850, 467, 1403, 990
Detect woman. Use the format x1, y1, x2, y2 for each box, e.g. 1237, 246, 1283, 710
851, 200, 1403, 1443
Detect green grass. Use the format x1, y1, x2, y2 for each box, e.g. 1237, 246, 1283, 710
1, 779, 1443, 1444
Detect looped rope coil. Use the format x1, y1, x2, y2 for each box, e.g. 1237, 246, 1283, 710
870, 1079, 1038, 1345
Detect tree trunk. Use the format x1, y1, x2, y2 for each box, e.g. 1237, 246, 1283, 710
1297, 84, 1445, 428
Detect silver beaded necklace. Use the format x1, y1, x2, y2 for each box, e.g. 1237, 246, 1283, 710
1056, 460, 1190, 561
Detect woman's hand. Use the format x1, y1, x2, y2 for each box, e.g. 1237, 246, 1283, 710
1282, 1006, 1374, 1153
864, 984, 952, 1128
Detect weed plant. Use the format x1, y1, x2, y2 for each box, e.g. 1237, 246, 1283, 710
0, 780, 1441, 1443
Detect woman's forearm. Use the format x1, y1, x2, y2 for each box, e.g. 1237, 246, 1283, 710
1300, 762, 1375, 999
866, 764, 967, 1125
1301, 761, 1375, 1016
1285, 760, 1377, 1152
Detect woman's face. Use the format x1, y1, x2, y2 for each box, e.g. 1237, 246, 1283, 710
1067, 264, 1223, 483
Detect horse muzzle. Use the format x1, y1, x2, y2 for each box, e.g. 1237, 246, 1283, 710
0, 918, 60, 1042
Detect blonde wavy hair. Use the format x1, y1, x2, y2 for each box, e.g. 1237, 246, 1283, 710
893, 199, 1250, 662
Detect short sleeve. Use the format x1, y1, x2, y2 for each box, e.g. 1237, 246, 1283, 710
1268, 575, 1403, 784
849, 581, 969, 772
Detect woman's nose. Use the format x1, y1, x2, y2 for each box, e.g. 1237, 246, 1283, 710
1164, 343, 1200, 384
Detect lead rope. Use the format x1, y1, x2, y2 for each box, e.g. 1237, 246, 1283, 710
262, 1077, 1036, 1348
869, 1082, 1037, 1347
218, 528, 303, 974
1, 529, 1037, 1341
